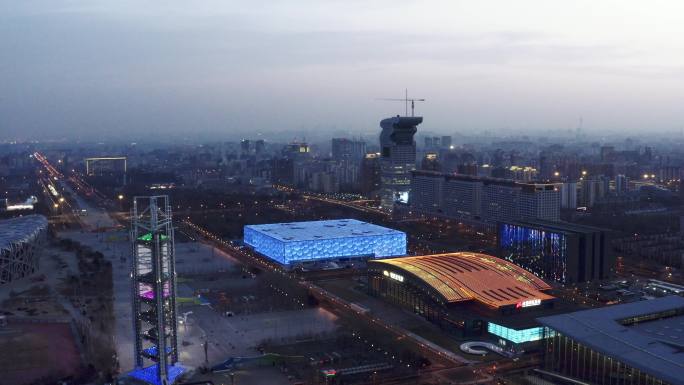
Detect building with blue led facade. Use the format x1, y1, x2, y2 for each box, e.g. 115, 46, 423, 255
244, 219, 406, 266
497, 220, 613, 284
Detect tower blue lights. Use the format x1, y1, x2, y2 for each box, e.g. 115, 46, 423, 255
130, 196, 184, 385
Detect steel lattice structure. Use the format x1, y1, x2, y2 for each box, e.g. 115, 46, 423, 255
0, 215, 47, 285
130, 196, 183, 385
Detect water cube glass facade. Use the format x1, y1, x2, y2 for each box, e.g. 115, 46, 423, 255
244, 219, 406, 265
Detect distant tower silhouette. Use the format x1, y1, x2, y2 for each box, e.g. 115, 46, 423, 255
575, 116, 583, 140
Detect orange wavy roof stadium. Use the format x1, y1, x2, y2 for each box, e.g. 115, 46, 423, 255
371, 252, 553, 308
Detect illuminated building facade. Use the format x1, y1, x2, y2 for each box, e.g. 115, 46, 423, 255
368, 252, 562, 351
379, 116, 422, 210
538, 296, 684, 385
130, 196, 183, 385
244, 219, 406, 266
487, 323, 547, 344
498, 220, 612, 284
0, 215, 47, 285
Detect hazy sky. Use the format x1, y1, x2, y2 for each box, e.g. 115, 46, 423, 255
2, 0, 684, 140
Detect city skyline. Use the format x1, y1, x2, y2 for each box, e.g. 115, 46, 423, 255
3, 1, 684, 140
3, 3, 684, 385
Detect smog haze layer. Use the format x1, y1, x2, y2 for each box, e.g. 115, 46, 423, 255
2, 0, 684, 141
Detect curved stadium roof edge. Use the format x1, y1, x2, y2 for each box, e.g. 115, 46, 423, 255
370, 252, 553, 309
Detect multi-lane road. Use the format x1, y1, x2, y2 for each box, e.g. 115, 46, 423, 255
182, 219, 474, 367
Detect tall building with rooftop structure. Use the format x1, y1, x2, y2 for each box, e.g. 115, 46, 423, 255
379, 116, 422, 210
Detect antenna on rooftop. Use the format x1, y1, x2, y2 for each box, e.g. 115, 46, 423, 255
377, 89, 426, 117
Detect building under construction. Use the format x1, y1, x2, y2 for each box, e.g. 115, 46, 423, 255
129, 195, 184, 385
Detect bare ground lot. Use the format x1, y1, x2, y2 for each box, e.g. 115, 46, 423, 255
0, 321, 81, 385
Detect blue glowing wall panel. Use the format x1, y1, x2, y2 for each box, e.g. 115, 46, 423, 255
244, 220, 406, 265
488, 322, 551, 344
498, 223, 568, 283
128, 364, 185, 385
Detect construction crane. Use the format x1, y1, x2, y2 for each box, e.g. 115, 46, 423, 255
378, 89, 426, 117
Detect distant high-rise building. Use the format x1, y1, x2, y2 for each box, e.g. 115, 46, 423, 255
254, 139, 265, 155
581, 176, 609, 207
279, 142, 311, 187
441, 136, 452, 149
310, 171, 339, 193
614, 174, 629, 195
421, 152, 440, 171
409, 171, 443, 214
272, 158, 295, 185
410, 171, 561, 223
442, 175, 482, 218
283, 142, 310, 157
643, 146, 653, 162
560, 182, 578, 209
538, 152, 554, 180
600, 145, 615, 162
483, 181, 561, 223
523, 184, 561, 221
360, 153, 382, 195
240, 139, 251, 155
331, 139, 365, 190
331, 138, 366, 163
379, 116, 422, 210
